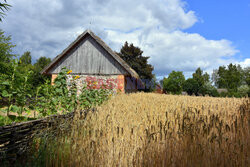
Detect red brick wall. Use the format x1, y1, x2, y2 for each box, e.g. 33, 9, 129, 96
117, 75, 125, 93
51, 74, 58, 85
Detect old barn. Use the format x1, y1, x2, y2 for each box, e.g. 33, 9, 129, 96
41, 29, 140, 93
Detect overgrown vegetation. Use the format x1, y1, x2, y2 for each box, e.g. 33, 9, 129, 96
0, 63, 112, 125
18, 93, 249, 166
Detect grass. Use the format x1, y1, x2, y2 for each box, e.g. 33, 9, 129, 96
0, 115, 36, 126
14, 93, 250, 166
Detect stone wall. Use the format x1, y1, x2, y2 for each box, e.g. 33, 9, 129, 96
66, 74, 125, 94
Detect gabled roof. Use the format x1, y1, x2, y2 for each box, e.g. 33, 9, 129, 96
41, 29, 139, 79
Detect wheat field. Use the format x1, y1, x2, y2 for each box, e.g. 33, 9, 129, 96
37, 93, 249, 167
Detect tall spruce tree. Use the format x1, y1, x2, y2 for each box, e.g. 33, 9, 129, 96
118, 42, 154, 80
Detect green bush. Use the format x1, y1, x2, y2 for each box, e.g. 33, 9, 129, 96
200, 82, 219, 97
238, 85, 249, 97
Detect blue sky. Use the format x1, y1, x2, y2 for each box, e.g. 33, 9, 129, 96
1, 0, 249, 78
185, 0, 250, 61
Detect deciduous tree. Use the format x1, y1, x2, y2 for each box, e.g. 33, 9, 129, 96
163, 71, 185, 94
183, 78, 199, 95
19, 51, 32, 65
213, 63, 243, 91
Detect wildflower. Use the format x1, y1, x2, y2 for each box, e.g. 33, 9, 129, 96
93, 81, 98, 85
74, 75, 80, 79
67, 70, 72, 74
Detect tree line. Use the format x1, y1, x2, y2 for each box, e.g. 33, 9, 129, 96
161, 65, 249, 97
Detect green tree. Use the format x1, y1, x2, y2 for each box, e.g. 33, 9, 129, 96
118, 42, 154, 81
214, 63, 243, 91
193, 68, 209, 87
34, 56, 51, 70
200, 82, 219, 97
163, 71, 185, 94
17, 51, 34, 78
238, 85, 249, 97
0, 30, 15, 86
30, 56, 51, 87
183, 78, 199, 95
19, 51, 32, 65
216, 66, 227, 88
192, 67, 210, 95
243, 67, 250, 86
0, 30, 14, 61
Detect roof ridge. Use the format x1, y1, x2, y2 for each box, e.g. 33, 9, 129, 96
41, 29, 139, 79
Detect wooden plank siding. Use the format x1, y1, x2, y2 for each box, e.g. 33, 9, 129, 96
48, 35, 128, 75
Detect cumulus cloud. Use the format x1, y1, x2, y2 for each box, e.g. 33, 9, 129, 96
107, 28, 239, 77
237, 58, 250, 68
1, 0, 247, 77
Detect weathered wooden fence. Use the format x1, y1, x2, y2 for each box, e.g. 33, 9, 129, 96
0, 112, 75, 161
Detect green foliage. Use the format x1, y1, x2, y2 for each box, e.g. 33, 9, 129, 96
192, 67, 210, 94
243, 67, 250, 86
29, 67, 112, 117
118, 42, 154, 90
31, 56, 51, 87
237, 85, 249, 97
79, 85, 111, 109
31, 68, 72, 116
18, 53, 51, 89
214, 63, 243, 91
199, 82, 219, 97
0, 30, 15, 62
0, 30, 15, 76
183, 78, 199, 95
19, 51, 32, 65
0, 115, 36, 126
1, 64, 111, 123
0, 59, 33, 115
212, 63, 249, 97
34, 56, 51, 70
163, 71, 185, 94
0, 0, 11, 21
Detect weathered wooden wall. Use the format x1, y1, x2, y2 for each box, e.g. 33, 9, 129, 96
48, 35, 128, 75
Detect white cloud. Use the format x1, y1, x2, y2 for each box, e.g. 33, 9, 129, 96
1, 0, 248, 77
107, 28, 239, 77
237, 58, 250, 68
